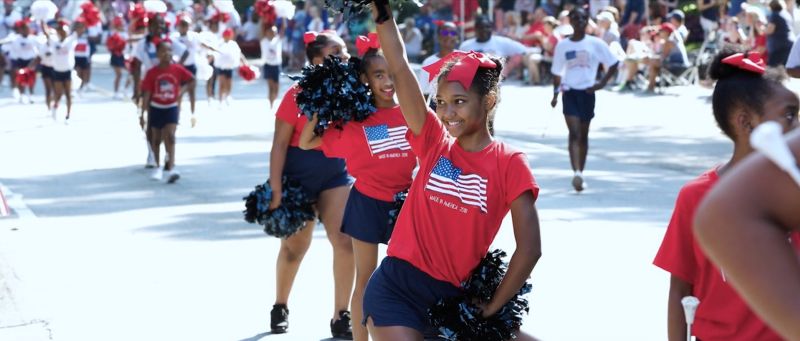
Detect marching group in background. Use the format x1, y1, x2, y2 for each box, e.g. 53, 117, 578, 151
5, 1, 800, 341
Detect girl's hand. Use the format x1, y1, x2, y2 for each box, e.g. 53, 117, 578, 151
474, 300, 499, 318
550, 96, 558, 108
139, 115, 145, 130
268, 185, 282, 210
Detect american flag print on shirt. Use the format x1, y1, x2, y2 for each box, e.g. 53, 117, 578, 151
426, 156, 488, 213
566, 50, 590, 69
363, 124, 411, 155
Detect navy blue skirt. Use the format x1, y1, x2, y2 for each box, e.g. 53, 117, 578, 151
283, 146, 352, 202
340, 186, 395, 244
39, 65, 54, 79
110, 54, 126, 67
363, 257, 461, 334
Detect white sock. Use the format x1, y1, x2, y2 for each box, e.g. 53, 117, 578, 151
574, 171, 582, 177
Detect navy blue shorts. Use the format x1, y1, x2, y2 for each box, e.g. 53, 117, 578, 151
148, 105, 179, 129
182, 64, 197, 85
283, 146, 353, 202
217, 68, 233, 78
263, 64, 280, 82
341, 186, 395, 244
74, 56, 90, 69
110, 54, 125, 67
52, 70, 71, 82
88, 41, 97, 57
40, 65, 54, 79
13, 58, 33, 69
562, 89, 596, 123
363, 257, 461, 334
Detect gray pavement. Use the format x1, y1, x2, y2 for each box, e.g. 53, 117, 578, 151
0, 51, 779, 341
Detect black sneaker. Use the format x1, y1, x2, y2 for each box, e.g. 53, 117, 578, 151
270, 304, 289, 334
330, 310, 353, 339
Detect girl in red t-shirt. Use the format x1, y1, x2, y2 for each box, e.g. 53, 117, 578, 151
362, 4, 543, 341
268, 31, 356, 339
654, 46, 799, 341
297, 33, 417, 341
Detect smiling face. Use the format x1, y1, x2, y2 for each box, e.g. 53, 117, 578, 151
149, 14, 163, 36
475, 19, 492, 42
435, 79, 490, 138
437, 23, 458, 50
361, 55, 395, 108
157, 42, 173, 64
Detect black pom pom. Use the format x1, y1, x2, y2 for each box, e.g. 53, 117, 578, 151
428, 249, 531, 341
243, 177, 316, 238
288, 55, 375, 137
387, 190, 408, 228
324, 0, 422, 21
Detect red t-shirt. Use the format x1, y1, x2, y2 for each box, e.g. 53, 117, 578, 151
654, 166, 798, 341
386, 110, 539, 287
523, 22, 546, 47
275, 86, 322, 151
141, 64, 193, 108
320, 106, 416, 202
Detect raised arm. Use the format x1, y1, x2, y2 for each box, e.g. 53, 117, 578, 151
372, 2, 428, 135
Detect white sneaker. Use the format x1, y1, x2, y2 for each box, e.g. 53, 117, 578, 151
165, 168, 180, 183
113, 92, 123, 99
146, 151, 156, 169
151, 168, 163, 181
12, 88, 20, 99
225, 96, 231, 106
23, 95, 32, 104
51, 107, 57, 121
86, 83, 95, 91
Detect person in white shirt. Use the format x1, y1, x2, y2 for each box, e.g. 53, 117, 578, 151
171, 13, 200, 117
0, 2, 21, 90
0, 19, 39, 104
72, 20, 92, 94
260, 18, 285, 108
47, 19, 80, 123
84, 20, 103, 91
132, 13, 189, 169
459, 15, 527, 76
32, 21, 55, 113
550, 7, 619, 192
418, 21, 459, 104
240, 11, 260, 41
200, 18, 223, 105
203, 28, 245, 109
307, 6, 323, 33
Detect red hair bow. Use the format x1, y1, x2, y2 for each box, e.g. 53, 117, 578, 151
356, 33, 380, 56
14, 18, 30, 28
722, 52, 766, 74
422, 51, 497, 90
151, 35, 172, 47
57, 19, 71, 28
177, 12, 192, 23
222, 28, 234, 38
112, 16, 124, 27
304, 29, 338, 45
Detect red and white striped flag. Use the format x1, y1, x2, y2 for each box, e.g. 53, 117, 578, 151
0, 187, 10, 217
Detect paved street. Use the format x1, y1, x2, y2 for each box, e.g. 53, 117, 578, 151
0, 51, 758, 341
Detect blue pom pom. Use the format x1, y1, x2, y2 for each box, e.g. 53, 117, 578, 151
243, 177, 316, 238
288, 56, 375, 137
387, 189, 408, 227
428, 249, 531, 341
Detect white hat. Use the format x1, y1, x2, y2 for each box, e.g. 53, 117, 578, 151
597, 12, 615, 23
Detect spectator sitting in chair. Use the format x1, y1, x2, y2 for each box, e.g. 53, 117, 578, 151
616, 26, 658, 91
667, 10, 689, 41
645, 23, 690, 92
239, 11, 261, 42
527, 16, 561, 85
